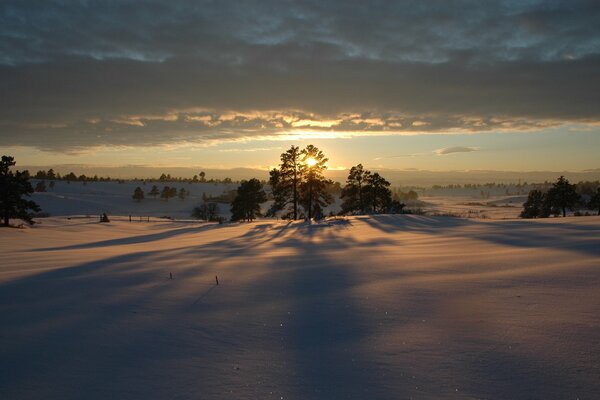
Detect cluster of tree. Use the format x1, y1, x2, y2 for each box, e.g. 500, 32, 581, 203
191, 202, 221, 221
521, 176, 600, 218
158, 172, 237, 184
34, 180, 55, 192
392, 188, 419, 201
1, 156, 41, 226
267, 145, 335, 220
340, 164, 405, 215
139, 185, 190, 201
230, 179, 267, 221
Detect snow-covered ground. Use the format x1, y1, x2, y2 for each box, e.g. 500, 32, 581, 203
1, 215, 599, 399
30, 180, 240, 219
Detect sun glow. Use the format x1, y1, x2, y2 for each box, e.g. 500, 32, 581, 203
305, 156, 318, 167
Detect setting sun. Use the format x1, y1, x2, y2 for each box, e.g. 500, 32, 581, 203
304, 156, 318, 167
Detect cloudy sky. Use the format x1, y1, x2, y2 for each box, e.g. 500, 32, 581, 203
1, 0, 599, 172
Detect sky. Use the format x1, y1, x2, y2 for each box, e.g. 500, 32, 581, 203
1, 0, 599, 174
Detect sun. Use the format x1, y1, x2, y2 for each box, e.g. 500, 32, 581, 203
305, 156, 318, 167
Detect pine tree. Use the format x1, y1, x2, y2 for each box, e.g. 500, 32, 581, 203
365, 172, 392, 214
149, 185, 159, 198
160, 186, 171, 201
340, 164, 371, 214
230, 178, 267, 222
132, 187, 144, 202
192, 202, 220, 221
589, 187, 600, 215
298, 145, 333, 220
268, 145, 303, 219
1, 156, 41, 226
546, 176, 580, 217
35, 180, 47, 192
520, 189, 544, 218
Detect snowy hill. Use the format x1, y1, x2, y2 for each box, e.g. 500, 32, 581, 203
1, 215, 599, 399
31, 180, 240, 219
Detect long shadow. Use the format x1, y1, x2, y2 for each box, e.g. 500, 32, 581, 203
30, 223, 223, 251
250, 226, 410, 400
363, 215, 600, 256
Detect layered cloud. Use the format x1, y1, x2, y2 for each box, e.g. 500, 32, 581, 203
1, 0, 599, 150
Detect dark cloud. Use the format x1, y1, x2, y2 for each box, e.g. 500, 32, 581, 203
1, 0, 599, 150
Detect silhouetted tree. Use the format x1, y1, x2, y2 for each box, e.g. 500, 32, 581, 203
268, 145, 303, 219
132, 186, 144, 202
588, 187, 600, 215
389, 200, 406, 214
230, 178, 267, 222
365, 172, 392, 213
160, 186, 177, 201
520, 189, 544, 218
199, 171, 206, 182
149, 185, 159, 198
35, 180, 47, 192
192, 202, 220, 221
46, 169, 56, 180
546, 176, 580, 217
298, 145, 333, 220
0, 155, 41, 226
340, 164, 370, 214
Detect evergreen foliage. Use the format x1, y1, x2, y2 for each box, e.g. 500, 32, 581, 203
340, 164, 370, 214
365, 172, 392, 213
132, 187, 144, 202
546, 176, 580, 217
589, 187, 600, 215
160, 186, 177, 201
149, 185, 160, 198
35, 180, 47, 192
298, 145, 333, 220
268, 145, 302, 219
191, 202, 220, 221
0, 155, 41, 226
520, 189, 545, 218
231, 178, 267, 222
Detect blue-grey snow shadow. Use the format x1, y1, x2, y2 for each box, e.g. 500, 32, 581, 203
29, 223, 223, 251
259, 224, 407, 400
363, 215, 600, 256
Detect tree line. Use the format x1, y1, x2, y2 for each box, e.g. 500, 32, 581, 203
521, 176, 600, 218
33, 168, 239, 184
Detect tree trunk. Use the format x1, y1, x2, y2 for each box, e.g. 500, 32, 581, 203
293, 168, 297, 220
308, 181, 313, 220
562, 207, 566, 217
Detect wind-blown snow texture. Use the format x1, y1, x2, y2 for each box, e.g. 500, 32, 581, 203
1, 215, 599, 399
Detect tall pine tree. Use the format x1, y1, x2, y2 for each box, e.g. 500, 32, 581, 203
231, 178, 267, 222
365, 172, 392, 214
0, 156, 41, 226
340, 164, 371, 214
268, 145, 303, 219
298, 145, 333, 220
546, 176, 580, 217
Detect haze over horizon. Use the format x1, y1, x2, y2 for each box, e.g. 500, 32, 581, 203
1, 1, 599, 173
